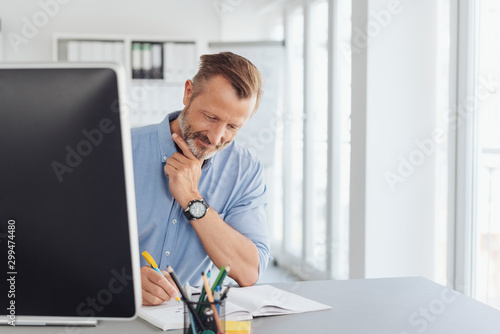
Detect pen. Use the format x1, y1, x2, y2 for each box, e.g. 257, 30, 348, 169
168, 266, 207, 332
214, 285, 221, 314
202, 271, 223, 334
220, 286, 230, 300
141, 251, 180, 302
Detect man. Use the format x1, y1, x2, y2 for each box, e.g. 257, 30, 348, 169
131, 52, 270, 306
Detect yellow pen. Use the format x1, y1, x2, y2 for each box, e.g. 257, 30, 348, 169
141, 251, 180, 302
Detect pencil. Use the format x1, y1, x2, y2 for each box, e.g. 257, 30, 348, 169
202, 271, 223, 334
212, 264, 231, 293
197, 264, 231, 313
167, 266, 206, 332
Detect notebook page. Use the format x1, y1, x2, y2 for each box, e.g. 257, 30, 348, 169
227, 285, 331, 317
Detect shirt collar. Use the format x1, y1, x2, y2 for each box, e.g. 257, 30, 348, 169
158, 111, 213, 171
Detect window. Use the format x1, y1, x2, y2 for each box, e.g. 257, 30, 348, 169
283, 6, 304, 260
279, 0, 351, 280
454, 0, 500, 310
308, 0, 329, 272
434, 0, 452, 287
472, 0, 500, 309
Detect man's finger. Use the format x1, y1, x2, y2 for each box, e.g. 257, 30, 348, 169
141, 277, 171, 304
142, 289, 165, 306
161, 270, 180, 298
164, 154, 186, 176
141, 266, 179, 303
172, 133, 198, 160
153, 270, 179, 300
167, 152, 191, 167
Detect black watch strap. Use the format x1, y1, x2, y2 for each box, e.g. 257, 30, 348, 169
184, 209, 196, 221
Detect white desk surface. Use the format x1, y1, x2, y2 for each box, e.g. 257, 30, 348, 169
3, 277, 500, 333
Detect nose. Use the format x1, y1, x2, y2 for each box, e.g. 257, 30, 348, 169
207, 123, 227, 146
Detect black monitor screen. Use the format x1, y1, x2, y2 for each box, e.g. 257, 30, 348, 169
0, 65, 139, 321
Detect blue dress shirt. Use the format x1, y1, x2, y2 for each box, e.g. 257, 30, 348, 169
131, 111, 270, 286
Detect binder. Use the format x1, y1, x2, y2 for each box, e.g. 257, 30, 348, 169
131, 42, 142, 79
151, 43, 163, 79
90, 41, 103, 61
114, 42, 125, 65
186, 43, 197, 79
141, 43, 152, 79
79, 41, 93, 62
67, 41, 80, 62
103, 42, 115, 62
163, 42, 176, 83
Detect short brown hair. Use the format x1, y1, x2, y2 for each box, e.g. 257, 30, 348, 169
191, 52, 263, 115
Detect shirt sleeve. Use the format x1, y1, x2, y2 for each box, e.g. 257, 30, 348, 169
222, 158, 271, 281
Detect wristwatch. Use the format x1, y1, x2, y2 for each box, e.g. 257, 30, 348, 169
183, 198, 209, 221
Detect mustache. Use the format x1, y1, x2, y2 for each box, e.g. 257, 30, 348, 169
191, 132, 223, 149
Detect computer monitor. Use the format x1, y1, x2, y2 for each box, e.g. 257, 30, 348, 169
0, 63, 141, 326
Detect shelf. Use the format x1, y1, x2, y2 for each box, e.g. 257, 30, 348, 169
53, 33, 199, 127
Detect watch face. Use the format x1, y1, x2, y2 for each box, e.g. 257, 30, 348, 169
190, 201, 207, 218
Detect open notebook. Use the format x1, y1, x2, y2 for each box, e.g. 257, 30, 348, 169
138, 284, 331, 331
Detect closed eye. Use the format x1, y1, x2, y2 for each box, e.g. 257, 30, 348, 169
204, 113, 217, 122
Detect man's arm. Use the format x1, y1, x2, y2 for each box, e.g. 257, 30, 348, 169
189, 208, 260, 286
165, 133, 263, 286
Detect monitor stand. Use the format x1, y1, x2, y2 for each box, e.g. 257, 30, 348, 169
1, 316, 98, 327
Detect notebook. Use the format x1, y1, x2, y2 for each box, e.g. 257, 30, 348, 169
138, 284, 331, 331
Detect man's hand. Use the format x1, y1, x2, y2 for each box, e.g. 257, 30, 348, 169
164, 133, 203, 208
140, 266, 179, 306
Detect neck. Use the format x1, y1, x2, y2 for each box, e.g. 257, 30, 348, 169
170, 117, 182, 137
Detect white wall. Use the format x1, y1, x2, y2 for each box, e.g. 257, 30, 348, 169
364, 0, 438, 279
218, 0, 284, 41
0, 0, 221, 62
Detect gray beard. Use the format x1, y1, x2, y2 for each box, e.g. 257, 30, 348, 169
178, 110, 227, 160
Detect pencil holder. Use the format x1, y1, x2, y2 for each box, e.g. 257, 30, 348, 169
183, 299, 225, 334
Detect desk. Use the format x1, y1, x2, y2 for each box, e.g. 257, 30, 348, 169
3, 277, 500, 333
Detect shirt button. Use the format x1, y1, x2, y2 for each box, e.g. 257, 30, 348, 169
172, 219, 177, 224
162, 156, 167, 162
165, 251, 171, 256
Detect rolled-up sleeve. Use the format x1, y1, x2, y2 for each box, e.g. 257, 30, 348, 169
222, 159, 271, 280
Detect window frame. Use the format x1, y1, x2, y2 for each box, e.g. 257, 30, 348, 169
278, 0, 350, 280
449, 0, 479, 296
